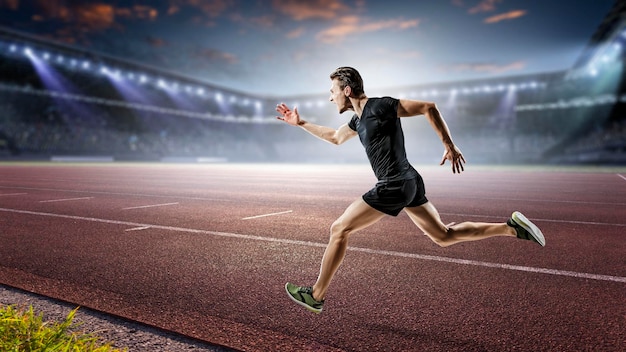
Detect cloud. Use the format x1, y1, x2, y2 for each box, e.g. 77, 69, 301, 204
0, 0, 19, 10
445, 60, 526, 74
484, 10, 527, 23
22, 2, 159, 32
316, 16, 419, 43
146, 36, 168, 48
468, 0, 502, 14
272, 0, 348, 20
168, 0, 234, 18
194, 47, 239, 65
286, 27, 306, 39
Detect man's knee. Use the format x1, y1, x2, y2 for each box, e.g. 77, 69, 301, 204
426, 227, 454, 247
330, 219, 352, 241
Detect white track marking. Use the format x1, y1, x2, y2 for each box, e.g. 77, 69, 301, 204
0, 193, 28, 196
0, 185, 230, 202
125, 226, 151, 232
39, 197, 94, 203
618, 174, 626, 181
122, 202, 179, 210
1, 207, 624, 284
241, 210, 293, 220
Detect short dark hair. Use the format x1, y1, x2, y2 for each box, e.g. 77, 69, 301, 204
330, 66, 365, 96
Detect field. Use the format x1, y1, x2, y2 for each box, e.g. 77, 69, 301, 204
1, 162, 625, 351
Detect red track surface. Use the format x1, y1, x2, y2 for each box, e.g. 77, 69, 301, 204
0, 163, 625, 351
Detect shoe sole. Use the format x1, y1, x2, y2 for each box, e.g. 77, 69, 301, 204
512, 211, 545, 247
284, 283, 322, 314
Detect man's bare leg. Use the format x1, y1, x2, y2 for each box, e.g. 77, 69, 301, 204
404, 202, 516, 247
312, 198, 386, 301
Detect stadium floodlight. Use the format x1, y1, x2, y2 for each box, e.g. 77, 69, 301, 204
215, 92, 223, 102
9, 44, 17, 52
23, 47, 33, 56
82, 60, 90, 69
196, 87, 204, 96
139, 74, 148, 84
43, 52, 50, 60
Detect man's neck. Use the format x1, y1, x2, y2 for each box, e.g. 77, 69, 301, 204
351, 95, 368, 117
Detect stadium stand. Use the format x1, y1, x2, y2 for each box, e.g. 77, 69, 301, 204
0, 0, 625, 164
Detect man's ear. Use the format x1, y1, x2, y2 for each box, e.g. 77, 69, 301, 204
344, 86, 351, 97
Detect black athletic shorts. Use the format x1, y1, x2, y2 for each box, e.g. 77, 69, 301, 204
362, 174, 428, 216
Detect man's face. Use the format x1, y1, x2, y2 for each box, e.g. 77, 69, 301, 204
329, 79, 352, 114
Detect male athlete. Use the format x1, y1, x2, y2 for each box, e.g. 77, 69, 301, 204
276, 67, 544, 314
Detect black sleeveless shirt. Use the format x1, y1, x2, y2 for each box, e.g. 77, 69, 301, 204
348, 97, 417, 182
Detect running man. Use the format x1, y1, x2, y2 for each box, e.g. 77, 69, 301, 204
276, 67, 544, 314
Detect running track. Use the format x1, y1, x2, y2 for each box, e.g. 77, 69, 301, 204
0, 162, 624, 351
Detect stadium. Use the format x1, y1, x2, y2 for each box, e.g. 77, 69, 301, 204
1, 1, 625, 352
0, 2, 624, 165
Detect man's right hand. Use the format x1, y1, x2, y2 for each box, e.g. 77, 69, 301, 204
276, 103, 302, 126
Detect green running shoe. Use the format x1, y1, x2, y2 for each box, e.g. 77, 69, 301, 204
508, 211, 545, 247
285, 283, 324, 314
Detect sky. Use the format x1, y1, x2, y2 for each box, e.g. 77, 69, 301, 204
0, 0, 618, 96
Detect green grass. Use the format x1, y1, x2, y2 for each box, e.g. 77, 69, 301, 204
0, 304, 127, 352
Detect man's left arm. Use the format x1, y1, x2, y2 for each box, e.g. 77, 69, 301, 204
398, 99, 466, 174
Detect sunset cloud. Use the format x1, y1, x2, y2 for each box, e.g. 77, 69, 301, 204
286, 27, 306, 39
484, 10, 527, 23
468, 0, 502, 14
272, 0, 348, 20
194, 48, 239, 65
316, 16, 419, 43
168, 0, 234, 18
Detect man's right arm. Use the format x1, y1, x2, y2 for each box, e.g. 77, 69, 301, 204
276, 103, 356, 145
298, 121, 356, 145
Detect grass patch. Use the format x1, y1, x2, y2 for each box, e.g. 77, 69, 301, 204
0, 304, 127, 351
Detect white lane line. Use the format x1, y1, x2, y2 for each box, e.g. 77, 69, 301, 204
0, 185, 230, 202
618, 174, 626, 182
242, 210, 293, 220
1, 207, 625, 284
125, 226, 151, 232
122, 202, 179, 210
0, 193, 28, 196
39, 197, 94, 203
